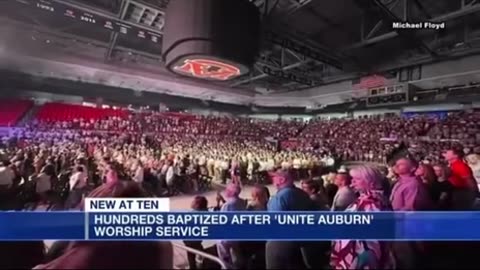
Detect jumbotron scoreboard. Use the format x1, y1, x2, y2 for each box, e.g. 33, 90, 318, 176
366, 84, 410, 107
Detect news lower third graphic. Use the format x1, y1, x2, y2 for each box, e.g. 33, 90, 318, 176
1, 199, 480, 240
89, 212, 376, 239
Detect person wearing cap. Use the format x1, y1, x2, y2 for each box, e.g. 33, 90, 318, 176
219, 183, 247, 212
266, 169, 322, 269
216, 183, 247, 269
267, 169, 314, 211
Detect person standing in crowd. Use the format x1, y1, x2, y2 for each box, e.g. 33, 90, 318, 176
433, 164, 449, 183
331, 172, 356, 211
466, 151, 480, 192
331, 165, 395, 269
378, 166, 393, 198
247, 184, 270, 211
301, 179, 328, 210
443, 147, 477, 210
105, 162, 119, 185
207, 157, 215, 180
390, 157, 432, 269
325, 154, 335, 173
131, 160, 144, 185
217, 183, 247, 269
64, 166, 87, 209
165, 160, 176, 195
74, 158, 88, 181
33, 154, 45, 175
184, 196, 208, 270
0, 161, 14, 191
323, 172, 339, 207
10, 161, 23, 189
158, 159, 169, 192
33, 165, 54, 204
245, 184, 270, 269
219, 183, 247, 212
433, 150, 480, 269
267, 170, 315, 212
231, 158, 240, 186
36, 181, 174, 269
0, 161, 15, 209
266, 169, 325, 269
220, 158, 229, 184
429, 164, 453, 209
293, 157, 301, 180
415, 163, 440, 204
391, 157, 432, 211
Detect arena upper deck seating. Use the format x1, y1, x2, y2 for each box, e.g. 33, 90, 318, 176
2, 100, 479, 164
0, 99, 33, 127
34, 102, 128, 122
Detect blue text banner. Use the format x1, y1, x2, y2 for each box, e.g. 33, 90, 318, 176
0, 212, 479, 240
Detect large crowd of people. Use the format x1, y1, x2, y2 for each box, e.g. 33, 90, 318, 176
1, 101, 480, 269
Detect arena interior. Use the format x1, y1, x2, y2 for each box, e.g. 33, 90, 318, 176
1, 0, 480, 269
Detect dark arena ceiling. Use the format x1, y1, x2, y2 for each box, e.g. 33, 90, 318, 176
1, 0, 480, 95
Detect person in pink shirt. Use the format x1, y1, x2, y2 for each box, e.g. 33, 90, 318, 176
390, 157, 432, 211
390, 157, 432, 269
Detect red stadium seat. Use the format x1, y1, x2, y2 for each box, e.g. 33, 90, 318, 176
35, 103, 129, 122
0, 99, 34, 127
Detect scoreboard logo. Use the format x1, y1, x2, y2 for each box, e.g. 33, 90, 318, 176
172, 59, 242, 81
